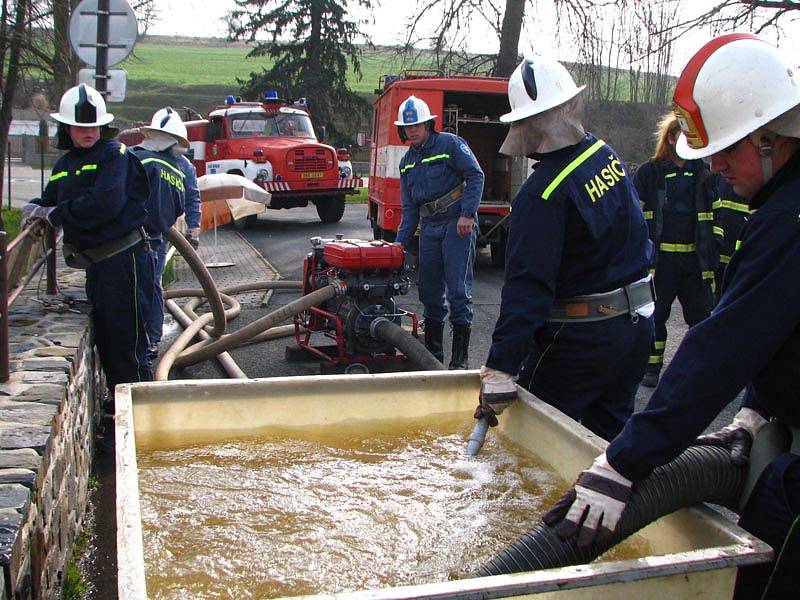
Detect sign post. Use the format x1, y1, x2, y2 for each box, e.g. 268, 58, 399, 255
68, 0, 137, 99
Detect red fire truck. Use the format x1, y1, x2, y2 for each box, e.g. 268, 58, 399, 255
368, 74, 528, 266
186, 92, 362, 226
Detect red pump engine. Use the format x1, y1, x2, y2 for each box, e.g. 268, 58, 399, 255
294, 236, 418, 366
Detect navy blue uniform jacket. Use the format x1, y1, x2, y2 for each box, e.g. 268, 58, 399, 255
634, 158, 718, 272
132, 147, 186, 235
38, 139, 149, 251
608, 151, 800, 481
486, 134, 652, 376
396, 131, 484, 247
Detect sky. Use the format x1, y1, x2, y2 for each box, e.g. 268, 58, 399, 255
148, 0, 800, 73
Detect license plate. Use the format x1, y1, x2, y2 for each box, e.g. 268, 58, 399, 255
301, 172, 324, 179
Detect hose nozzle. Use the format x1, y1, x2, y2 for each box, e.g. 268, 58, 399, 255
466, 416, 491, 456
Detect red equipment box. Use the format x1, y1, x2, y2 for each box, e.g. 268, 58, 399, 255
323, 240, 405, 271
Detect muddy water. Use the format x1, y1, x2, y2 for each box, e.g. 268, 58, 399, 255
137, 413, 649, 599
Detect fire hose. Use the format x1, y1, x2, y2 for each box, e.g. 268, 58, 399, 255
160, 227, 444, 380
157, 226, 306, 379
477, 444, 745, 576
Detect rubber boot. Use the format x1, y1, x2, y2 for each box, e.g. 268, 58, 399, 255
449, 324, 471, 370
424, 320, 445, 364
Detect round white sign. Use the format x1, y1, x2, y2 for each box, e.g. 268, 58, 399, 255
69, 0, 138, 67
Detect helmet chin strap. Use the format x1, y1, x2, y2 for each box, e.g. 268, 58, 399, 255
752, 129, 777, 182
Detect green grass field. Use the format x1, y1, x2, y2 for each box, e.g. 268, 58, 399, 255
114, 40, 422, 125
120, 42, 416, 93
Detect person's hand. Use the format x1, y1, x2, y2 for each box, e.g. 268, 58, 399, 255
21, 202, 53, 227
692, 407, 767, 466
473, 366, 517, 427
456, 216, 474, 237
542, 452, 633, 548
184, 228, 200, 250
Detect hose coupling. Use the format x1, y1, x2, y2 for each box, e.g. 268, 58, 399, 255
369, 316, 391, 339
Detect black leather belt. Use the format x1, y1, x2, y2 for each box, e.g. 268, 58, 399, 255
419, 183, 465, 218
63, 227, 148, 269
548, 276, 655, 322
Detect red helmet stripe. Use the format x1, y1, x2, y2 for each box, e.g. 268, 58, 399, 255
673, 33, 764, 148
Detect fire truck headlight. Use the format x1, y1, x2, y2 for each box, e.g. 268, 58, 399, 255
255, 164, 273, 182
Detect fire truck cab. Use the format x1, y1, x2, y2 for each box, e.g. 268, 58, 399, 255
187, 93, 363, 226
368, 75, 529, 267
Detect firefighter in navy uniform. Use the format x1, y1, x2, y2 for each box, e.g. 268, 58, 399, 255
713, 177, 751, 293
132, 107, 189, 360
542, 34, 800, 599
21, 83, 154, 407
634, 115, 718, 387
474, 58, 654, 441
395, 95, 485, 369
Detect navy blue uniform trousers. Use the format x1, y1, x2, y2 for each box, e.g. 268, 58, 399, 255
86, 244, 155, 399
649, 251, 713, 372
517, 314, 653, 441
735, 453, 800, 599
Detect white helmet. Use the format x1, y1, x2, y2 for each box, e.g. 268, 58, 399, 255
500, 58, 585, 123
674, 33, 800, 159
51, 83, 114, 127
140, 106, 190, 148
394, 96, 437, 126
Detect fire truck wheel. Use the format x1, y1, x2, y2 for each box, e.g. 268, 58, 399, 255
380, 228, 396, 243
314, 195, 346, 223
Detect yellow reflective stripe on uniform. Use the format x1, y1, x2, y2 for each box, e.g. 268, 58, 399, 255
654, 341, 666, 350
420, 154, 450, 163
683, 172, 694, 176
120, 143, 127, 154
720, 254, 731, 264
140, 157, 186, 178
702, 270, 715, 280
75, 164, 98, 175
735, 240, 743, 250
49, 171, 68, 182
648, 267, 655, 276
643, 210, 654, 219
648, 355, 664, 364
715, 199, 750, 213
713, 226, 724, 237
697, 212, 713, 221
400, 163, 415, 174
542, 139, 606, 200
660, 242, 696, 252
664, 173, 677, 179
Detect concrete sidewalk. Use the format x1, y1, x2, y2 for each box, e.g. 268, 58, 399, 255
168, 227, 278, 308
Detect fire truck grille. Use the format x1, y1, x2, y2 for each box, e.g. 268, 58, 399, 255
290, 148, 330, 172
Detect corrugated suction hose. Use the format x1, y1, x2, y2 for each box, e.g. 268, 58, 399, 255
369, 318, 445, 371
478, 444, 745, 575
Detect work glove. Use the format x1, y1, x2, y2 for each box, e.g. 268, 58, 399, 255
184, 228, 200, 250
21, 202, 54, 227
542, 452, 633, 548
692, 407, 767, 467
473, 366, 517, 427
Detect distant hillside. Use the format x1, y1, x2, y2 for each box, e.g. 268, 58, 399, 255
115, 38, 416, 125
112, 36, 670, 164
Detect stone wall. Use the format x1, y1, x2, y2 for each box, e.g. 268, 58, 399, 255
0, 265, 99, 599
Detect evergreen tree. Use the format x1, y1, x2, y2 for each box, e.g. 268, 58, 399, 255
229, 0, 373, 144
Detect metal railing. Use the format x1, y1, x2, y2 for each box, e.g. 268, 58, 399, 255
0, 221, 59, 381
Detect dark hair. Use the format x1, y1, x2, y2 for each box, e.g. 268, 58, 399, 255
397, 119, 436, 143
